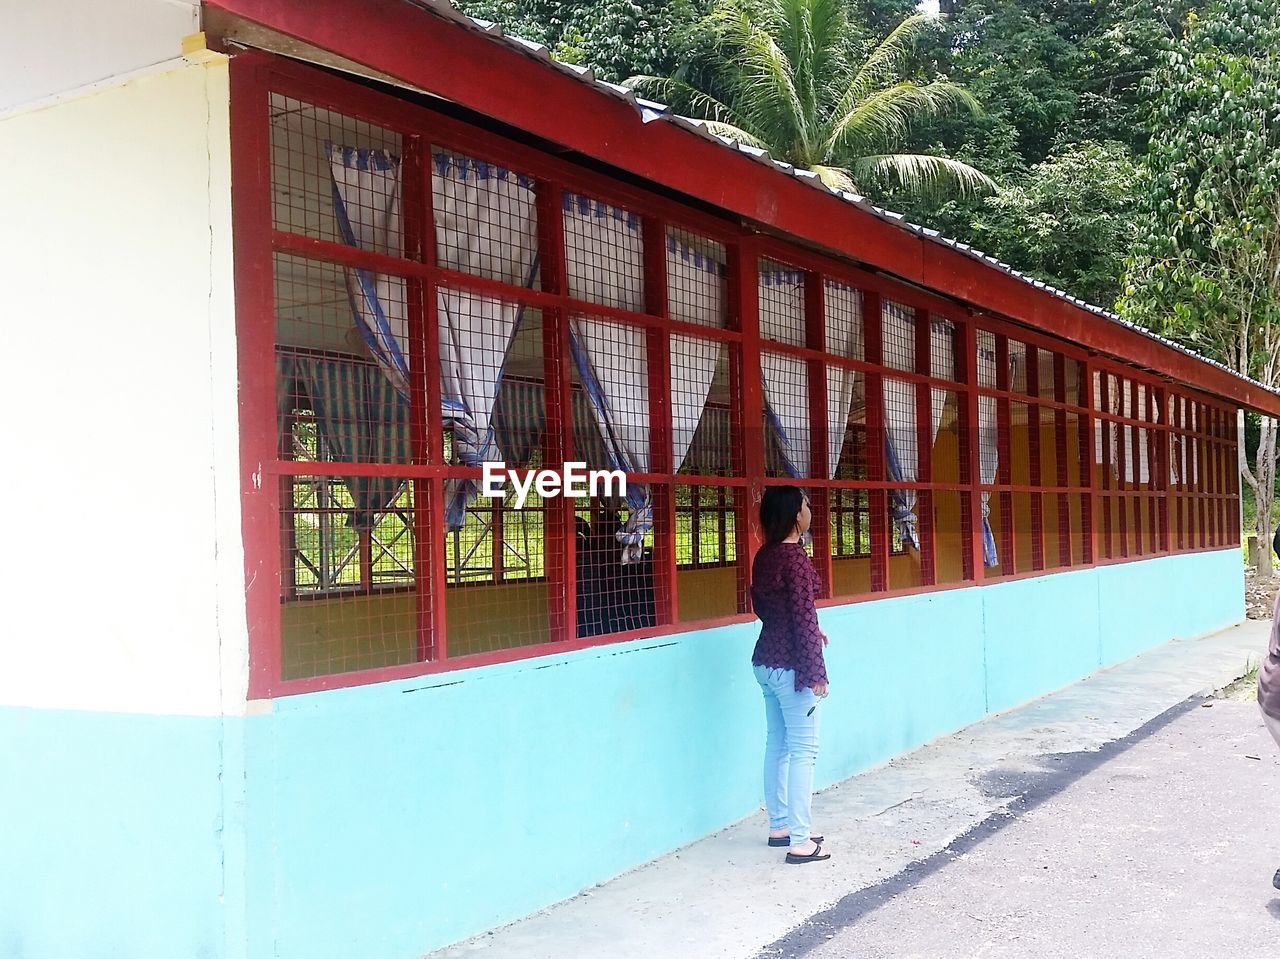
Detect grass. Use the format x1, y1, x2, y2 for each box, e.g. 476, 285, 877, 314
1239, 486, 1280, 566
1215, 660, 1260, 703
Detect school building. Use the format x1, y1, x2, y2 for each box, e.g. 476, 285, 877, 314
2, 1, 1275, 957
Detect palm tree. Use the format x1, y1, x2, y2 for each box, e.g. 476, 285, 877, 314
625, 1, 995, 200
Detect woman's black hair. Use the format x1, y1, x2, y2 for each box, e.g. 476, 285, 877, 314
760, 486, 806, 545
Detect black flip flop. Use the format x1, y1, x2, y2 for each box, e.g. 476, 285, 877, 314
785, 842, 831, 864
768, 834, 823, 847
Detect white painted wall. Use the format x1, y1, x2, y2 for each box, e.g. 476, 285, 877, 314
0, 57, 249, 715
0, 0, 200, 113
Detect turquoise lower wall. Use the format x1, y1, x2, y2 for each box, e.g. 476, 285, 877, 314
0, 549, 1245, 959
0, 710, 227, 959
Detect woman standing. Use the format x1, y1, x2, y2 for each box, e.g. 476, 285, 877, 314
751, 486, 831, 864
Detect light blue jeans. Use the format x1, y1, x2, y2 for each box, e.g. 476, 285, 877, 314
754, 664, 820, 846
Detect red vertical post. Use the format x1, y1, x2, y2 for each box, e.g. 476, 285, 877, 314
736, 238, 766, 611
1196, 403, 1207, 549
1230, 408, 1242, 546
1175, 395, 1186, 550
1114, 377, 1129, 557
1054, 354, 1070, 567
536, 179, 576, 644
1215, 406, 1228, 546
1128, 379, 1143, 556
960, 316, 982, 582
643, 214, 677, 626
1025, 345, 1045, 571
1155, 385, 1171, 554
995, 335, 1015, 576
864, 291, 890, 591
805, 272, 833, 597
1146, 385, 1159, 552
230, 58, 286, 698
278, 414, 297, 597
404, 133, 445, 661
1079, 359, 1095, 566
914, 307, 936, 587
1152, 384, 1162, 550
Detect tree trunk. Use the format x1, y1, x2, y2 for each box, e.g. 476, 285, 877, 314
1257, 415, 1277, 579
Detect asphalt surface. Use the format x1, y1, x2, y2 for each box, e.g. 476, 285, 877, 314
778, 697, 1280, 959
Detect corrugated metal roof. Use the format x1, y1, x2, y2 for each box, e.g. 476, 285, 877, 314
408, 0, 1275, 399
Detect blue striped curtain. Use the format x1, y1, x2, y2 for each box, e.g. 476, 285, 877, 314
327, 145, 410, 397
490, 378, 614, 470
278, 353, 409, 530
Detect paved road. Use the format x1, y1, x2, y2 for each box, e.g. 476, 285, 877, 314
774, 697, 1280, 959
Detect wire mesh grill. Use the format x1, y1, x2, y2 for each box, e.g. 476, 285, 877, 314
279, 474, 424, 680
270, 93, 404, 248
976, 330, 998, 389
882, 300, 915, 373
575, 497, 665, 637
433, 147, 540, 287
673, 338, 735, 475
824, 281, 863, 359
933, 489, 969, 585
932, 389, 962, 483
1007, 340, 1029, 394
930, 318, 958, 381
255, 76, 1243, 692
445, 487, 552, 657
759, 260, 806, 346
762, 350, 811, 478
676, 486, 744, 623
669, 228, 728, 328
829, 370, 868, 481
568, 313, 649, 473
564, 191, 645, 311
1036, 347, 1058, 402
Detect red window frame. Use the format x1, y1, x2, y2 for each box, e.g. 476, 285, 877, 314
230, 53, 1242, 699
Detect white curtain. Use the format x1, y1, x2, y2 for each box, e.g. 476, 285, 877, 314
759, 269, 809, 478
882, 302, 920, 546
562, 194, 653, 563
1170, 396, 1197, 487
930, 319, 956, 450
327, 145, 410, 396
825, 281, 863, 479
578, 227, 730, 562
568, 318, 652, 562
1129, 386, 1151, 484
668, 233, 727, 473
431, 152, 540, 528
1093, 372, 1124, 485
331, 147, 542, 529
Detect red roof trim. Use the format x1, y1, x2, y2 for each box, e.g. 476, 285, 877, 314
205, 0, 1280, 415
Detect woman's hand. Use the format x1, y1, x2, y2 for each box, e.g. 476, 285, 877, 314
821, 631, 830, 647
812, 682, 829, 698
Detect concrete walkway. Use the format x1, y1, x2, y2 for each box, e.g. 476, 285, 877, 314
432, 620, 1272, 959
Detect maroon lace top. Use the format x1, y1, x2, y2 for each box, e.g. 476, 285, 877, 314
750, 542, 828, 691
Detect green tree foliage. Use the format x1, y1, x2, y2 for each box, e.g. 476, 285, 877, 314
1120, 0, 1280, 573
626, 0, 995, 199
452, 0, 709, 83
963, 141, 1144, 305
893, 0, 1198, 302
